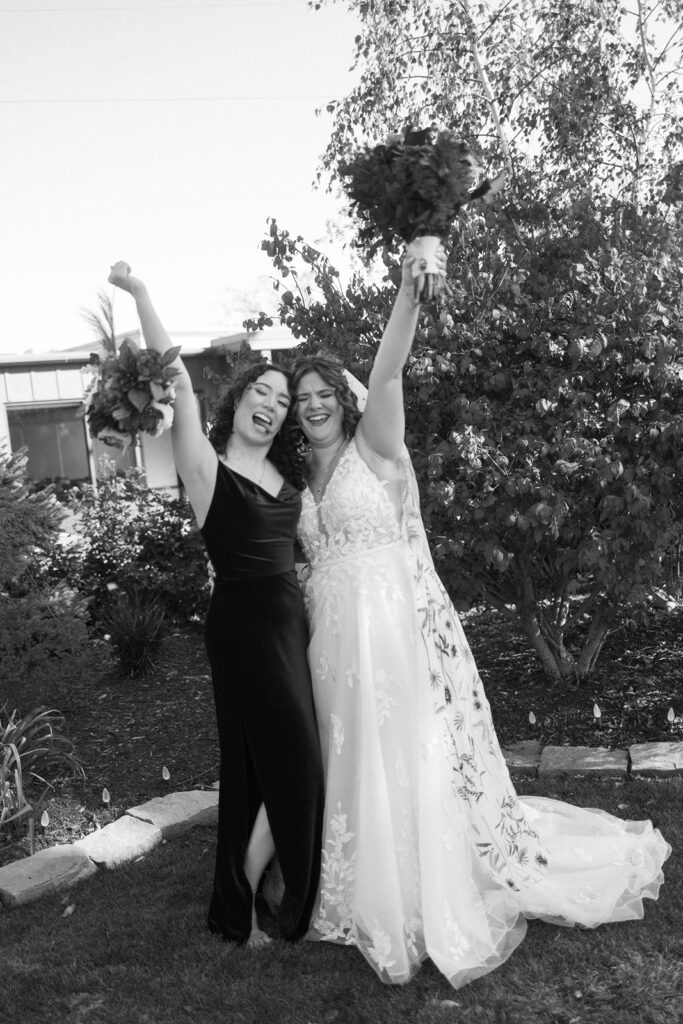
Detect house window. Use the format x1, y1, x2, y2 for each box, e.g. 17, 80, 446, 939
8, 405, 91, 486
7, 404, 137, 487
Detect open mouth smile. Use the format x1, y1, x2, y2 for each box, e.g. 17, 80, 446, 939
253, 413, 273, 430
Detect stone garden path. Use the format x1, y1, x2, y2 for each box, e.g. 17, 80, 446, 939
1, 740, 681, 911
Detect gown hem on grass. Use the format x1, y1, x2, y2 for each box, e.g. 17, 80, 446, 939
297, 438, 671, 989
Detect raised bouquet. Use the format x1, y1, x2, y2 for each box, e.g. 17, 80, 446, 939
340, 126, 506, 300
84, 337, 180, 451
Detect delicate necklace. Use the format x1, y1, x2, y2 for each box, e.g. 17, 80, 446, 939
311, 437, 348, 500
224, 448, 266, 485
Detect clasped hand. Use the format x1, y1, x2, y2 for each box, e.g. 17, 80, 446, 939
108, 260, 134, 293
402, 244, 451, 304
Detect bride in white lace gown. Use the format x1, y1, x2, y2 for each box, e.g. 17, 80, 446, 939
291, 253, 671, 990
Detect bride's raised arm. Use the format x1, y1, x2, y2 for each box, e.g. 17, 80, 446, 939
108, 261, 217, 519
357, 247, 446, 464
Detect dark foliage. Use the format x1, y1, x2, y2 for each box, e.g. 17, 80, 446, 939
0, 447, 93, 690
339, 127, 480, 250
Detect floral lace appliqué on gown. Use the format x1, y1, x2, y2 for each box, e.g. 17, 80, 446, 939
298, 439, 671, 990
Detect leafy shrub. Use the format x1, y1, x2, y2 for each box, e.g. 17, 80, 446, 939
0, 706, 84, 850
0, 447, 94, 691
100, 590, 167, 677
50, 464, 210, 626
0, 584, 93, 691
0, 448, 64, 581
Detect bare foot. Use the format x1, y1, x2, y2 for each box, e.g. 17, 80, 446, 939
246, 927, 273, 948
245, 903, 272, 948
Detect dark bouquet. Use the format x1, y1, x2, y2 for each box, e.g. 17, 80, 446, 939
340, 126, 506, 299
84, 337, 180, 451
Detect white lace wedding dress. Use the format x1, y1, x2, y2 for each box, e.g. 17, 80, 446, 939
297, 438, 670, 990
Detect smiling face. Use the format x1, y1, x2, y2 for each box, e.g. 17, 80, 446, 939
233, 368, 292, 445
294, 370, 345, 448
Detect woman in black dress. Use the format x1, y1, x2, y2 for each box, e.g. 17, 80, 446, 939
108, 262, 324, 947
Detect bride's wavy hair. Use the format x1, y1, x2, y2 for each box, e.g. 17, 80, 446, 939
290, 352, 362, 439
208, 356, 307, 491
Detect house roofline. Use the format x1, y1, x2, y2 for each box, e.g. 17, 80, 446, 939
0, 326, 299, 369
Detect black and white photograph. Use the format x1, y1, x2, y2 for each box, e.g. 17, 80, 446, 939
1, 3, 681, 1023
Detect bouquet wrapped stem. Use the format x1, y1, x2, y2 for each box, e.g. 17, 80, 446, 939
406, 235, 442, 276
406, 235, 444, 303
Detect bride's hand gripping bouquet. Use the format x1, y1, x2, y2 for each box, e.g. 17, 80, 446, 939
339, 126, 506, 303
82, 263, 180, 452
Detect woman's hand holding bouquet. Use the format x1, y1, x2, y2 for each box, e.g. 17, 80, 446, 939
403, 239, 449, 306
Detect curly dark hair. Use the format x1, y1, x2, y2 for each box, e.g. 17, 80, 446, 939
290, 352, 362, 440
207, 358, 307, 491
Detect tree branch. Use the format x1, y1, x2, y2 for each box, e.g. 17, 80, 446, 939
474, 0, 517, 46
652, 24, 683, 70
457, 0, 514, 176
633, 0, 659, 205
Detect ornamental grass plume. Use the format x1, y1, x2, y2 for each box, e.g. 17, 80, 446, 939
100, 589, 167, 677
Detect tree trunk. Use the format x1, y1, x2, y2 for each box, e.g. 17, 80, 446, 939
520, 607, 607, 685
519, 611, 562, 682
576, 607, 614, 679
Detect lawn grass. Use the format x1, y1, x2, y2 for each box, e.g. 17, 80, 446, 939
3, 776, 680, 1024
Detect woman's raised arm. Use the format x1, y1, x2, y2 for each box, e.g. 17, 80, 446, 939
357, 248, 446, 463
108, 262, 217, 515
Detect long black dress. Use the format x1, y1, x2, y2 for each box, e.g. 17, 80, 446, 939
201, 460, 324, 943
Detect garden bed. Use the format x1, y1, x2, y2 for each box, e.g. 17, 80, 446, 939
2, 607, 681, 868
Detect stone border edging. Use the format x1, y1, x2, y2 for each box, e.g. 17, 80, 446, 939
1, 740, 681, 911
503, 739, 683, 778
0, 788, 219, 911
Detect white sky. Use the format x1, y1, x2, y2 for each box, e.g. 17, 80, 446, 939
0, 0, 360, 355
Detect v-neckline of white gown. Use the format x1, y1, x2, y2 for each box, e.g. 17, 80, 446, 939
306, 438, 351, 508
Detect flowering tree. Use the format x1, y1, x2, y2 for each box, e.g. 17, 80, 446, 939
251, 0, 683, 682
